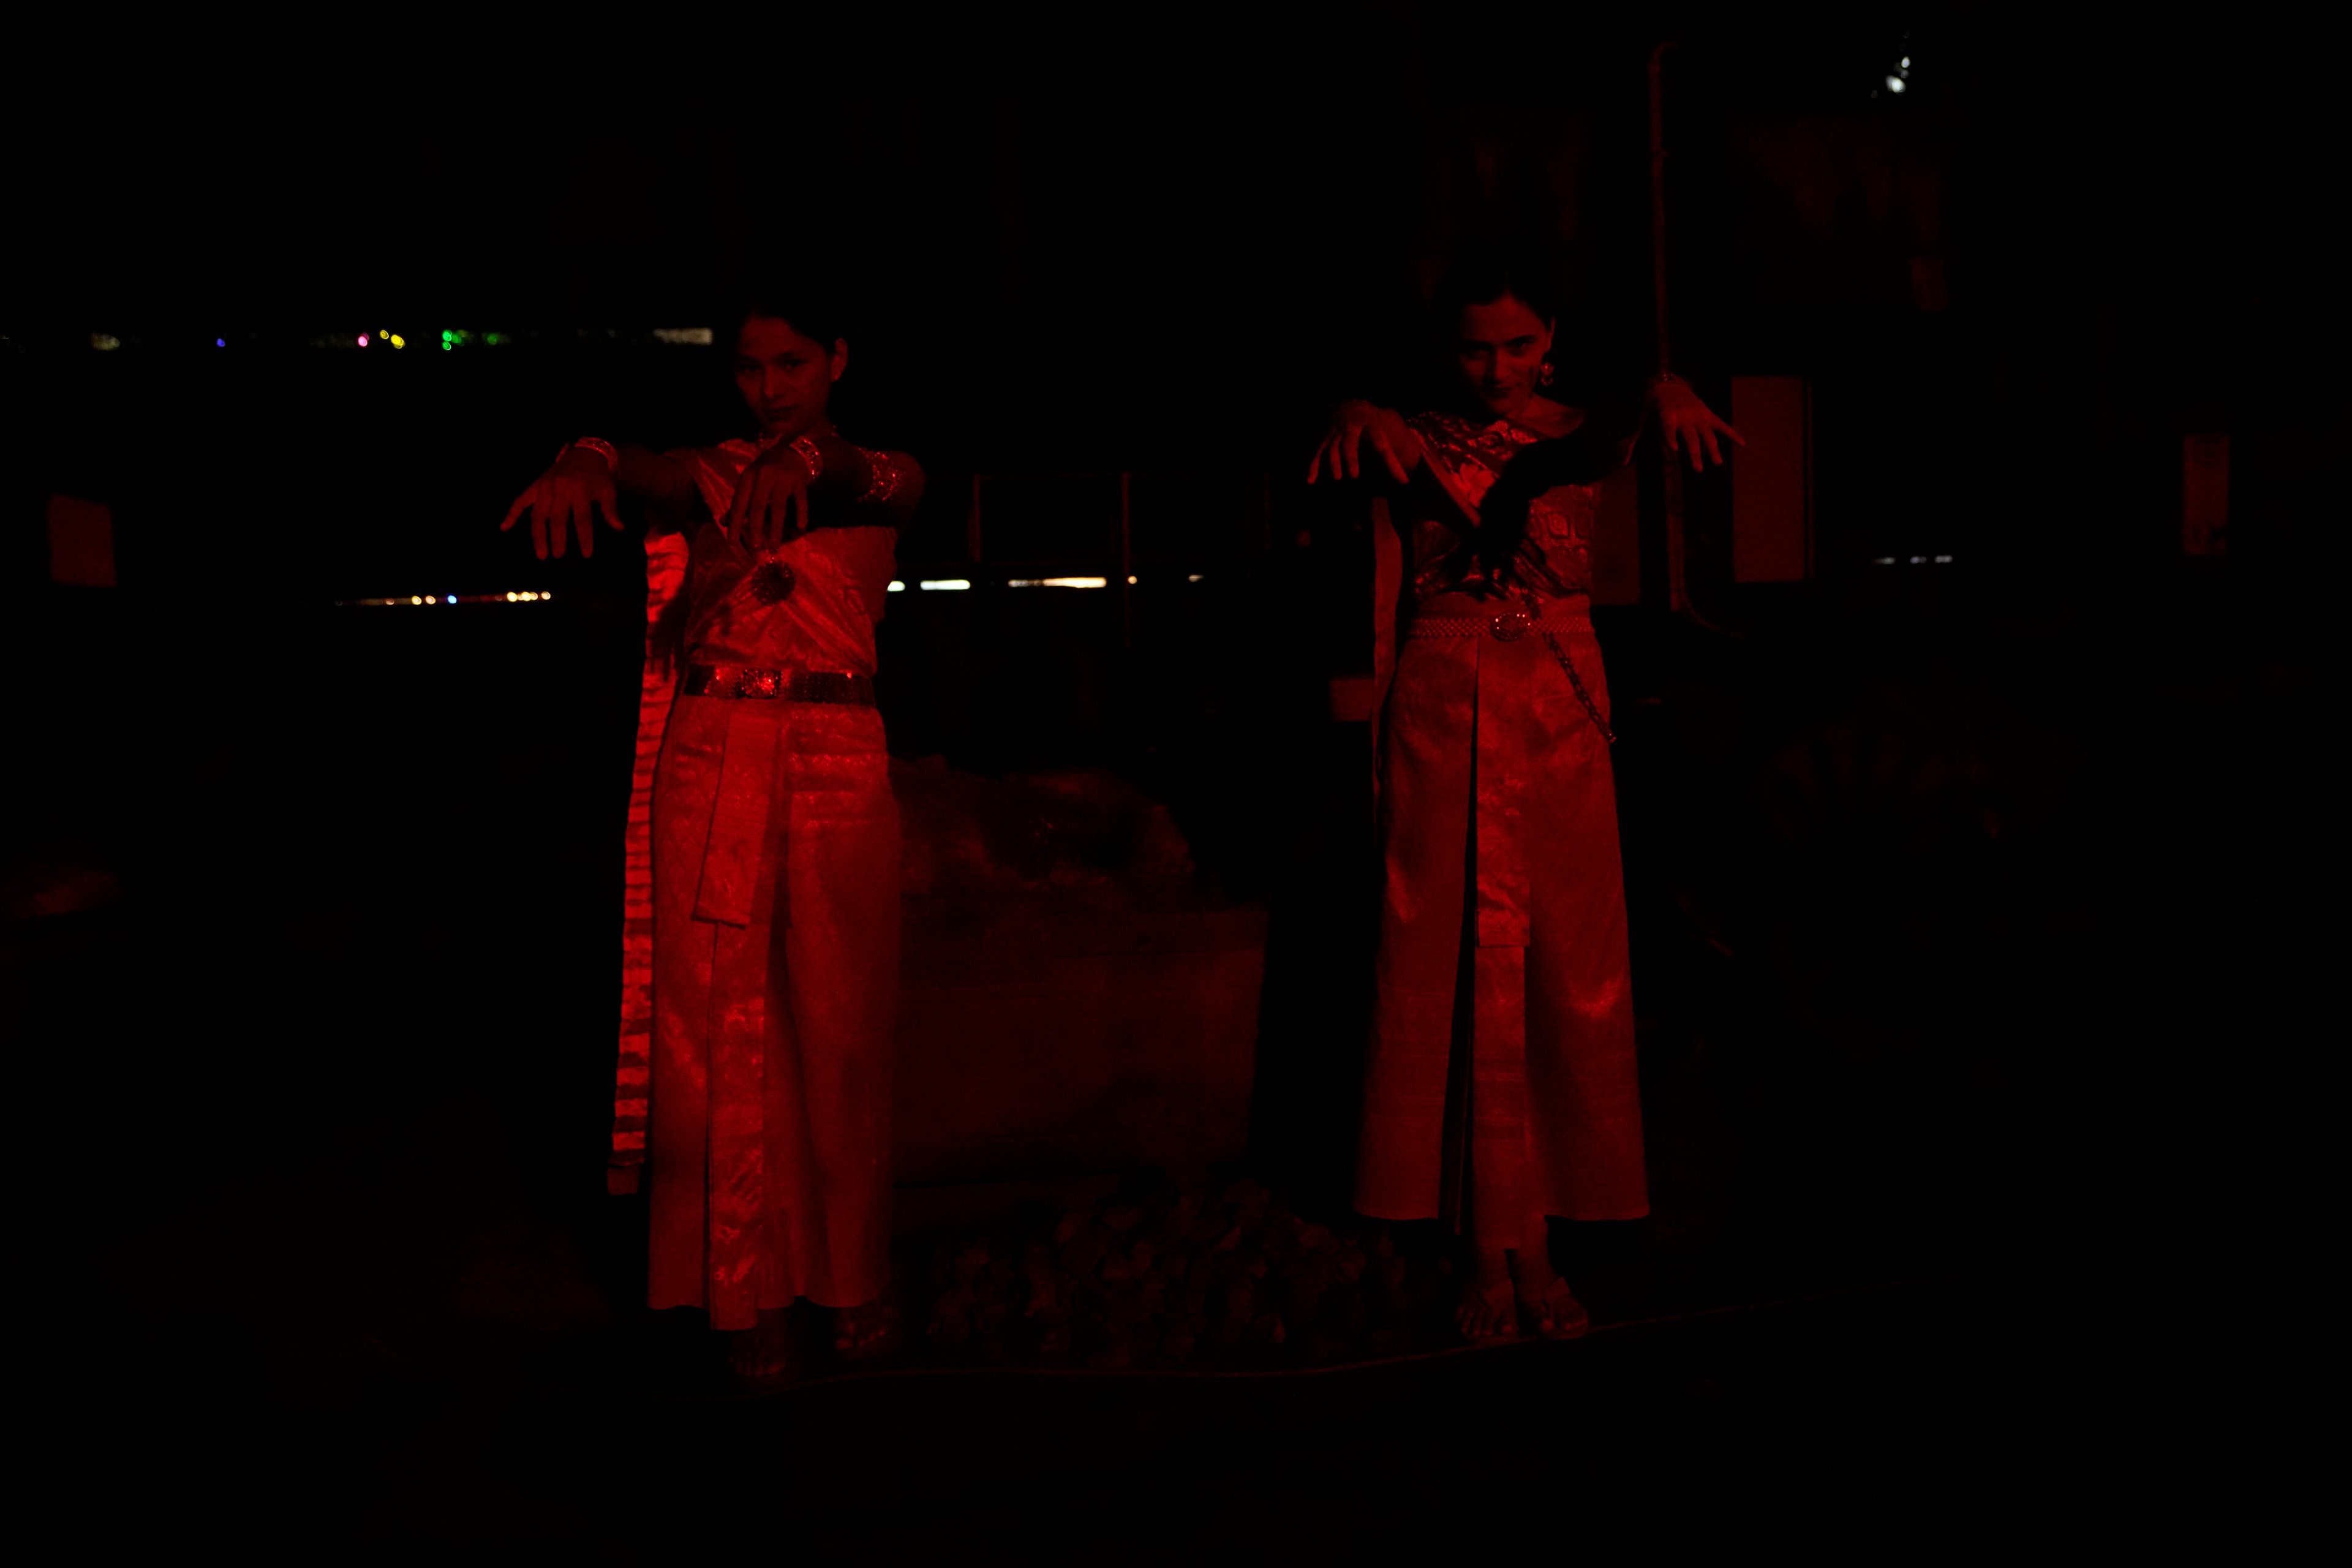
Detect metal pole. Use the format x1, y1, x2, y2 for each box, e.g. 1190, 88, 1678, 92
1118, 470, 1134, 649
1649, 40, 1691, 617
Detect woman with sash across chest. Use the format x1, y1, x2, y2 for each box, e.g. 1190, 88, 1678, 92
503, 286, 922, 1385
1308, 249, 1741, 1341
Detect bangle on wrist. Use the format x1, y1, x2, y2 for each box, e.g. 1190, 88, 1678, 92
560, 437, 620, 472
855, 447, 902, 505
788, 434, 824, 480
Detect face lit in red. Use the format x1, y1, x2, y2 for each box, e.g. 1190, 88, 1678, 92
1452, 293, 1553, 421
733, 316, 845, 440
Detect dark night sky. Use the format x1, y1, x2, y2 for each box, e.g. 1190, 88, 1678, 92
0, 3, 2334, 594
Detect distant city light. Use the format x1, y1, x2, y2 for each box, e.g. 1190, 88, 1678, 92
1126, 575, 1139, 585
91, 333, 121, 352
1188, 574, 1206, 582
1899, 56, 1911, 68
653, 328, 714, 345
358, 334, 370, 347
1885, 76, 1906, 93
385, 332, 407, 350
336, 590, 555, 608
918, 579, 972, 592
1042, 577, 1109, 589
887, 581, 907, 592
1933, 554, 1954, 564
215, 337, 227, 348
1871, 557, 1896, 566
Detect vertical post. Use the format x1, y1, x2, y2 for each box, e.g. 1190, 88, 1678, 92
1649, 40, 1691, 616
1118, 470, 1136, 649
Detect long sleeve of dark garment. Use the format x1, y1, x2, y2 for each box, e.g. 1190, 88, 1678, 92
1472, 407, 1637, 576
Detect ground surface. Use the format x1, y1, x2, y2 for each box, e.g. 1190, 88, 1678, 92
1, 588, 2308, 1558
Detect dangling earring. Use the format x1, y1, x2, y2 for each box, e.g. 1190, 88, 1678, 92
1539, 361, 1556, 386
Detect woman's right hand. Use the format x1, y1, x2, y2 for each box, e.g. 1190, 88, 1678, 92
1308, 401, 1419, 485
501, 449, 625, 560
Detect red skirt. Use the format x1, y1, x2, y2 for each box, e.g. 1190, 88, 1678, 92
1354, 601, 1648, 1238
646, 694, 900, 1327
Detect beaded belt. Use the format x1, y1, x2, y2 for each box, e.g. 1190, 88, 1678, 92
683, 665, 876, 704
1401, 605, 1616, 745
1405, 608, 1588, 642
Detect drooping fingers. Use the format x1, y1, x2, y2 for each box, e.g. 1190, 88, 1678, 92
1343, 424, 1363, 480
1371, 428, 1409, 484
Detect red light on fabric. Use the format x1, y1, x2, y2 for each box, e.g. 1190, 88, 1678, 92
46, 494, 116, 587
1730, 377, 1813, 583
2183, 435, 2228, 556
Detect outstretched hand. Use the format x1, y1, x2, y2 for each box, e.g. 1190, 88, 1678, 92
1308, 401, 1420, 485
501, 450, 624, 560
1652, 379, 1746, 472
725, 440, 817, 555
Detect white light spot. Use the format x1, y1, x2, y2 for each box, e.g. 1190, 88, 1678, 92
1887, 76, 1906, 93
1900, 56, 1911, 69
886, 581, 905, 592
1908, 556, 1926, 565
1188, 574, 1205, 582
918, 579, 972, 592
1933, 554, 1954, 564
1041, 577, 1108, 589
446, 594, 458, 603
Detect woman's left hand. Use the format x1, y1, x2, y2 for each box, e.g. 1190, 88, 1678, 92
1652, 377, 1746, 471
725, 440, 816, 554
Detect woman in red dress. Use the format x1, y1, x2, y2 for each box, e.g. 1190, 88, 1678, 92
1310, 252, 1738, 1340
504, 290, 922, 1382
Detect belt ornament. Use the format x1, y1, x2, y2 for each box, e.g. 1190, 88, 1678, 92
1403, 604, 1616, 745
683, 664, 876, 705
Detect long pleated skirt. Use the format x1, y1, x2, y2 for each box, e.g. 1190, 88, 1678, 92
1354, 600, 1649, 1240
645, 694, 900, 1329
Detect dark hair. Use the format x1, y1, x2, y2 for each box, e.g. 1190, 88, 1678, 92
723, 274, 850, 352
1428, 246, 1566, 331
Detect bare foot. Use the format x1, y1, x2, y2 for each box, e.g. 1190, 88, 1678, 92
1512, 1270, 1591, 1340
1455, 1246, 1520, 1341
725, 1308, 799, 1385
832, 1298, 902, 1361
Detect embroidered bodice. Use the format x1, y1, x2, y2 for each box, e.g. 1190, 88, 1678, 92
1404, 412, 1605, 603
665, 440, 898, 676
